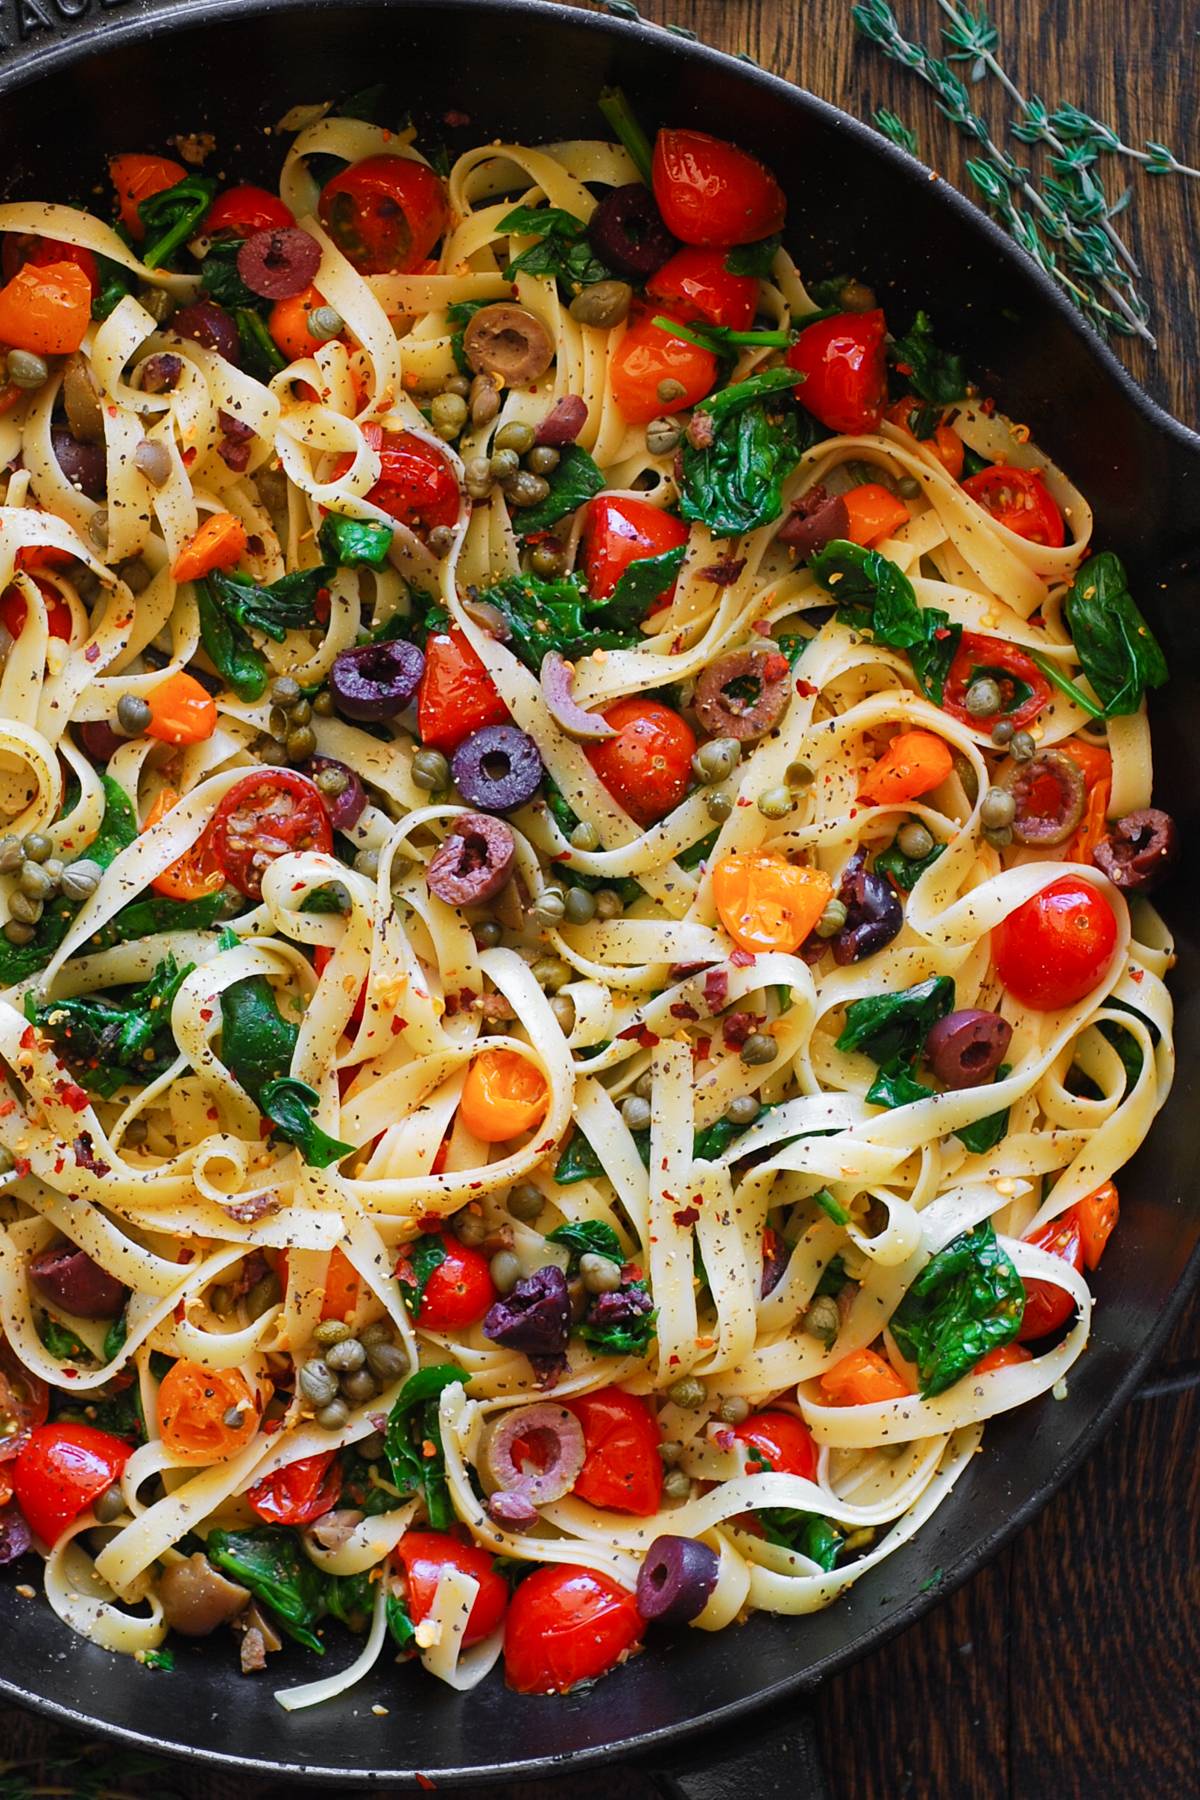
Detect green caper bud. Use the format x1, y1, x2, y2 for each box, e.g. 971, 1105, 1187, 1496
645, 416, 683, 456
21, 833, 52, 864
657, 378, 687, 405
593, 887, 624, 920
360, 1321, 392, 1348
706, 790, 734, 823
341, 1368, 379, 1404
740, 1032, 776, 1067
507, 1182, 544, 1223
569, 279, 634, 328
490, 1250, 522, 1294
580, 1252, 622, 1294
897, 475, 921, 498
412, 747, 451, 791
430, 391, 469, 434
635, 1072, 654, 1100
315, 765, 350, 797
474, 919, 503, 949
724, 1094, 760, 1127
965, 676, 1002, 718
455, 1208, 487, 1247
532, 954, 570, 991
991, 718, 1016, 747
717, 1394, 750, 1425
692, 737, 740, 785
506, 470, 551, 508
550, 992, 576, 1034
365, 1340, 406, 1384
286, 725, 317, 761
325, 1337, 366, 1372
6, 349, 49, 389
137, 285, 175, 323
667, 1375, 707, 1410
785, 761, 815, 789
269, 707, 290, 739
802, 1295, 841, 1348
18, 863, 53, 900
527, 445, 560, 476
88, 509, 109, 550
2, 919, 35, 945
208, 1284, 235, 1319
312, 689, 335, 717
298, 1359, 339, 1407
41, 858, 63, 886
569, 819, 600, 852
488, 447, 520, 482
897, 821, 934, 861
528, 539, 565, 578
353, 848, 380, 879
464, 457, 493, 501
116, 692, 152, 736
621, 1093, 652, 1132
983, 824, 1013, 849
315, 1397, 350, 1430
469, 374, 501, 429
443, 373, 471, 398
564, 886, 596, 925
815, 898, 847, 939
658, 1439, 683, 1466
757, 785, 794, 820
308, 304, 344, 338
427, 525, 455, 558
493, 421, 536, 455
0, 837, 21, 874
9, 891, 43, 924
530, 886, 566, 926
1010, 730, 1036, 762
289, 698, 313, 727
979, 786, 1016, 829
314, 1318, 351, 1347
270, 675, 301, 707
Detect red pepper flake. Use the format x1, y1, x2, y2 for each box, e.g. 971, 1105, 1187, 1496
84, 643, 100, 663
1131, 967, 1145, 983
199, 1007, 213, 1023
729, 948, 756, 968
722, 1011, 755, 1050
71, 1133, 109, 1175
390, 1016, 407, 1035
693, 1035, 711, 1062
934, 626, 951, 640
182, 445, 197, 465
206, 1106, 219, 1121
60, 1083, 90, 1114
13, 1156, 30, 1177
259, 1118, 273, 1138
53, 1156, 64, 1175
262, 1417, 283, 1434
762, 652, 789, 681
703, 967, 730, 1011
19, 1026, 34, 1052
795, 678, 817, 697
0, 1101, 14, 1118
617, 1023, 660, 1049
672, 1204, 701, 1228
696, 557, 747, 586
669, 1001, 699, 1021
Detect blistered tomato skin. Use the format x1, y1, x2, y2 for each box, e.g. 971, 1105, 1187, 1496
503, 1564, 643, 1693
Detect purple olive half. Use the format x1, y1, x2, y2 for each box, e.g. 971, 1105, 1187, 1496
172, 299, 241, 365
330, 639, 424, 721
1000, 749, 1085, 847
636, 1535, 720, 1625
582, 1282, 654, 1337
237, 228, 322, 300
925, 1009, 1012, 1090
76, 719, 126, 764
777, 487, 851, 559
0, 1504, 31, 1567
587, 184, 676, 278
451, 724, 544, 813
486, 1490, 539, 1529
29, 1243, 127, 1319
306, 755, 367, 832
1093, 808, 1177, 894
426, 812, 515, 905
483, 1265, 571, 1359
51, 426, 106, 501
540, 650, 615, 742
480, 1402, 585, 1504
832, 850, 903, 964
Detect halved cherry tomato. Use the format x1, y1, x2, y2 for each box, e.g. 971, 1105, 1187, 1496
141, 786, 226, 901
787, 310, 888, 435
331, 425, 458, 542
320, 1244, 362, 1321
585, 696, 696, 827
459, 1050, 550, 1144
885, 399, 965, 479
993, 875, 1118, 1011
246, 1451, 340, 1526
841, 483, 910, 548
318, 155, 448, 275
15, 542, 74, 573
157, 1361, 259, 1463
1017, 1210, 1085, 1341
712, 852, 833, 955
943, 632, 1050, 732
269, 283, 338, 360
395, 1232, 497, 1329
962, 464, 1066, 548
858, 728, 954, 805
652, 129, 786, 247
730, 1409, 817, 1480
1059, 739, 1113, 863
610, 312, 717, 426
0, 579, 72, 643
144, 671, 218, 747
172, 511, 248, 583
0, 1339, 49, 1465
503, 1563, 642, 1694
1076, 1180, 1119, 1271
974, 1343, 1033, 1374
109, 154, 187, 240
208, 769, 334, 901
820, 1347, 912, 1404
396, 1529, 509, 1648
581, 494, 689, 613
2, 233, 99, 299
417, 627, 509, 753
0, 261, 92, 355
204, 184, 294, 238
12, 1422, 131, 1544
645, 246, 758, 328
566, 1387, 663, 1516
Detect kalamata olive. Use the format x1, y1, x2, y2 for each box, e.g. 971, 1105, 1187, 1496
694, 647, 792, 742
462, 304, 554, 386
427, 811, 515, 905
999, 749, 1086, 847
237, 227, 322, 300
1093, 807, 1178, 893
51, 426, 106, 501
172, 299, 241, 365
587, 184, 676, 278
330, 639, 424, 721
451, 724, 544, 813
76, 719, 126, 763
777, 486, 851, 558
217, 408, 255, 473
486, 1489, 539, 1529
306, 755, 367, 831
832, 850, 903, 964
636, 1534, 720, 1625
535, 395, 588, 446
29, 1243, 127, 1319
483, 1264, 571, 1358
924, 1008, 1012, 1090
480, 1401, 586, 1504
540, 650, 615, 741
137, 351, 184, 393
0, 1503, 31, 1566
582, 1282, 654, 1338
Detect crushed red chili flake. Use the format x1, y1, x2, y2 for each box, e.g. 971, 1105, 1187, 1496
59, 1083, 90, 1113
72, 1133, 109, 1175
19, 1027, 34, 1052
85, 643, 100, 662
669, 1001, 699, 1021
762, 652, 789, 681
696, 557, 747, 586
693, 1036, 711, 1062
722, 1011, 756, 1050
729, 948, 756, 968
672, 1204, 701, 1228
13, 1156, 30, 1177
795, 678, 817, 697
703, 968, 729, 1011
617, 1023, 660, 1048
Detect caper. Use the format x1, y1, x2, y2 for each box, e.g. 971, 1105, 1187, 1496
802, 1295, 841, 1347
283, 724, 315, 762
838, 278, 877, 312
530, 886, 565, 926
427, 525, 456, 558
508, 1182, 544, 1223
757, 785, 794, 820
550, 993, 576, 1034
6, 349, 48, 389
740, 1032, 776, 1067
706, 789, 734, 823
474, 919, 503, 949
991, 718, 1015, 747
645, 416, 683, 456
314, 1319, 351, 1347
93, 1482, 127, 1524
340, 1367, 378, 1405
120, 559, 153, 595
505, 470, 550, 508
430, 391, 469, 435
658, 1439, 684, 1466
532, 954, 570, 991
897, 475, 921, 498
299, 1359, 339, 1407
594, 887, 624, 921
527, 445, 560, 476
464, 460, 493, 502
138, 285, 175, 323
564, 886, 596, 924
569, 819, 600, 852
488, 446, 520, 482
116, 692, 152, 736
965, 676, 1002, 718
979, 786, 1016, 829
21, 833, 52, 864
0, 838, 21, 874
134, 439, 172, 487
2, 920, 35, 945
9, 891, 43, 924
360, 1320, 391, 1348
469, 374, 501, 429
692, 737, 740, 785
815, 899, 847, 939
17, 863, 53, 901
569, 279, 633, 328
717, 1394, 750, 1425
667, 1376, 707, 1410
312, 689, 335, 717
725, 1094, 760, 1127
635, 1072, 654, 1101
308, 304, 344, 338
365, 1340, 406, 1383
245, 1272, 281, 1319
657, 377, 687, 405
208, 1284, 235, 1317
315, 1398, 350, 1430
444, 373, 471, 398
271, 674, 301, 708
356, 1428, 387, 1460
353, 847, 380, 879
412, 748, 450, 792
983, 824, 1013, 849
785, 761, 815, 789
526, 539, 564, 578
1010, 730, 1036, 762
897, 821, 934, 861
62, 860, 103, 902
455, 1208, 487, 1247
88, 509, 109, 551
494, 421, 536, 455
315, 765, 350, 798
490, 1249, 522, 1294
662, 1467, 692, 1500
621, 1093, 652, 1132
325, 1337, 366, 1373
0, 1143, 15, 1171
580, 1252, 622, 1294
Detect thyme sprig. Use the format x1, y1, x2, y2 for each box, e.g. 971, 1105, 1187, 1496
874, 107, 920, 154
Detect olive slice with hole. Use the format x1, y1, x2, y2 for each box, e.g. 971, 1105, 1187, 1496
462, 303, 554, 385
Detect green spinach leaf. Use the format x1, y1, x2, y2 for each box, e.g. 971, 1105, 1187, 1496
447, 299, 489, 377
138, 175, 217, 270
680, 368, 805, 539
206, 1526, 328, 1653
220, 975, 298, 1100
889, 311, 968, 405
197, 581, 268, 702
1062, 551, 1168, 717
874, 833, 946, 892
208, 565, 333, 641
28, 953, 192, 1099
577, 1280, 657, 1355
498, 204, 612, 291
319, 514, 393, 569
756, 1507, 844, 1571
92, 254, 136, 321
472, 568, 646, 670
259, 1076, 352, 1169
890, 1220, 1024, 1397
810, 540, 962, 704
725, 235, 781, 278
199, 238, 257, 309
396, 1233, 449, 1315
236, 307, 287, 381
837, 976, 955, 1067
510, 443, 605, 535
954, 1064, 1012, 1153
546, 1219, 623, 1272
384, 1363, 465, 1532
604, 545, 686, 618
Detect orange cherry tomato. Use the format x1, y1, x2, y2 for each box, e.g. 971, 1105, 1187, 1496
581, 494, 689, 611
269, 284, 338, 360
610, 312, 717, 426
1075, 1180, 1119, 1271
858, 728, 954, 806
246, 1451, 340, 1526
974, 1343, 1033, 1375
730, 1409, 817, 1480
819, 1347, 912, 1405
204, 184, 294, 238
841, 482, 910, 547
142, 787, 226, 901
396, 1530, 509, 1648
157, 1361, 259, 1463
651, 129, 786, 247
885, 399, 965, 479
109, 154, 187, 241
503, 1564, 641, 1694
417, 627, 509, 753
13, 1422, 131, 1545
0, 261, 92, 355
566, 1387, 663, 1516
459, 1049, 550, 1143
585, 696, 696, 827
2, 233, 99, 299
1017, 1211, 1085, 1341
319, 1245, 362, 1321
144, 671, 218, 747
787, 310, 888, 435
172, 511, 248, 583
961, 464, 1066, 547
993, 876, 1118, 1011
395, 1234, 497, 1329
942, 632, 1051, 732
645, 246, 758, 328
711, 852, 834, 955
318, 155, 448, 275
0, 578, 72, 643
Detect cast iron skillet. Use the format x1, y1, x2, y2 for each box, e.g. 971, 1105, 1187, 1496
1, 3, 1198, 1792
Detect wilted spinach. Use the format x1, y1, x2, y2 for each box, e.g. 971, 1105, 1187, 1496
889, 1220, 1024, 1397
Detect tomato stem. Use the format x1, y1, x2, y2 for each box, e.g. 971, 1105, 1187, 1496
598, 86, 654, 186
1027, 649, 1107, 720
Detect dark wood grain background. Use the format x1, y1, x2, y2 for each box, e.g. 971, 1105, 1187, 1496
3, 3, 1198, 1795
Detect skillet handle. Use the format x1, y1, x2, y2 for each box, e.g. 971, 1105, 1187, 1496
643, 1695, 830, 1800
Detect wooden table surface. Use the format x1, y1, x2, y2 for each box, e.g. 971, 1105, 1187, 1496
4, 3, 1198, 1796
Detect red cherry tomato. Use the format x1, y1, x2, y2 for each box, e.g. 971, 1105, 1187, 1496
333, 426, 459, 543
12, 1422, 132, 1545
246, 1451, 341, 1526
786, 309, 889, 435
610, 312, 717, 426
645, 246, 758, 329
586, 697, 697, 828
417, 627, 509, 754
0, 579, 72, 643
942, 631, 1051, 731
208, 769, 334, 900
503, 1563, 642, 1694
318, 154, 448, 275
730, 1409, 817, 1481
565, 1386, 663, 1516
962, 464, 1066, 548
204, 184, 295, 238
394, 1234, 497, 1330
1017, 1210, 1085, 1341
581, 494, 689, 613
396, 1529, 509, 1647
2, 233, 99, 299
651, 128, 786, 247
1076, 1180, 1119, 1271
0, 1339, 49, 1465
993, 875, 1119, 1012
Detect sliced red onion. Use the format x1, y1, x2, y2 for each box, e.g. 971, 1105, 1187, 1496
540, 650, 615, 741
481, 1402, 585, 1505
636, 1534, 720, 1625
